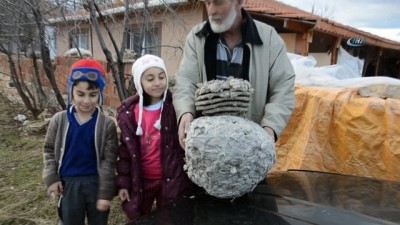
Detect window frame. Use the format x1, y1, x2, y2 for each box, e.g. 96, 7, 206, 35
126, 22, 161, 56
69, 27, 90, 50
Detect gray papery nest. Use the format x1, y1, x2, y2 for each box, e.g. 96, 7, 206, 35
184, 115, 276, 198
194, 77, 254, 117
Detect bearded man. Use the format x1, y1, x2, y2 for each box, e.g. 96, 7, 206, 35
173, 0, 296, 149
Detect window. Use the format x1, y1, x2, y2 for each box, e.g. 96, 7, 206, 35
126, 24, 160, 56
45, 26, 57, 58
69, 28, 89, 50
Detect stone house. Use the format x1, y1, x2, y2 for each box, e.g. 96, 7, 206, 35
49, 0, 400, 78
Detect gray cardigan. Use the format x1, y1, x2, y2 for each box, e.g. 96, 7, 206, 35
42, 108, 118, 200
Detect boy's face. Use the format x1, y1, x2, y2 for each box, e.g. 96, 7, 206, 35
141, 67, 167, 105
72, 81, 100, 114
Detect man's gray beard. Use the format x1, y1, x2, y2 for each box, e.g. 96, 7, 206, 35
209, 5, 237, 33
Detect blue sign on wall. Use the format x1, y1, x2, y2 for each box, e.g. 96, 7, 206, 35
347, 36, 366, 47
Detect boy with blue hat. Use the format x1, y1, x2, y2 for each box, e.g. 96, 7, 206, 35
43, 58, 118, 225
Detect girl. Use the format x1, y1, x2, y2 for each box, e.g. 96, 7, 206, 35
116, 54, 193, 222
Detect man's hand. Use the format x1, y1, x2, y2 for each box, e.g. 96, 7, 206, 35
178, 113, 194, 150
263, 126, 275, 141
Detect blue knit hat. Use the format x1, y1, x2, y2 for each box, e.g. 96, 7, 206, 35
67, 58, 106, 105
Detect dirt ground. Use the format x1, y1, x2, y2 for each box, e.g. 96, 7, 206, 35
0, 94, 126, 225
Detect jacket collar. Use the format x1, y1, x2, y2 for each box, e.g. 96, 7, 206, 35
196, 8, 263, 45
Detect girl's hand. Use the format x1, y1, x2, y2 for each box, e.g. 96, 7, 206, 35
97, 199, 111, 211
118, 189, 130, 202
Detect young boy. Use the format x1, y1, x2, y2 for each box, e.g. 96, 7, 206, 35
116, 54, 193, 222
42, 58, 118, 225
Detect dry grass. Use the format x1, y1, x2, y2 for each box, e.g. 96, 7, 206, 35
0, 95, 127, 225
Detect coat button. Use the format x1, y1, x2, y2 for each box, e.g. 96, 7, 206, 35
165, 126, 168, 131
166, 145, 169, 149
125, 137, 129, 141
166, 178, 170, 182
126, 111, 129, 114
133, 154, 136, 158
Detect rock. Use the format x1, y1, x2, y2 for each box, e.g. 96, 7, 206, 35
38, 109, 53, 120
122, 49, 136, 62
63, 48, 92, 58
14, 114, 27, 122
24, 120, 49, 134
358, 84, 400, 99
185, 115, 275, 198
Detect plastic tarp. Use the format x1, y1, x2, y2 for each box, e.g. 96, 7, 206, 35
273, 52, 400, 181
274, 85, 400, 181
337, 46, 365, 76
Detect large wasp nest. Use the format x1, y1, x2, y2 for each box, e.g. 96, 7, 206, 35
185, 116, 275, 198
185, 78, 276, 198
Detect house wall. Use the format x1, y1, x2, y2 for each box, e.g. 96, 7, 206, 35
309, 52, 331, 67
279, 33, 296, 53
160, 4, 204, 75
56, 24, 72, 57
55, 4, 204, 77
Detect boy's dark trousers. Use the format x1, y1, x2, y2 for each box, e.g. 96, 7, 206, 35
59, 176, 109, 225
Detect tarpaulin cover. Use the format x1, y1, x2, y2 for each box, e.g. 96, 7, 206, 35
274, 86, 400, 181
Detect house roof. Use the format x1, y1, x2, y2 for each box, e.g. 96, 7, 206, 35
243, 0, 400, 51
48, 0, 189, 23
49, 0, 400, 51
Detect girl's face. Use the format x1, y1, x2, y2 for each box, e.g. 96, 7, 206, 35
141, 67, 167, 105
72, 81, 100, 114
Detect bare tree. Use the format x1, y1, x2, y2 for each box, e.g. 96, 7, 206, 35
86, 0, 130, 100
0, 0, 67, 118
54, 0, 190, 101
26, 0, 67, 109
0, 0, 195, 113
311, 1, 334, 20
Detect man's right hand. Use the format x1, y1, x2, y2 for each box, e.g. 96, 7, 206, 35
178, 113, 194, 150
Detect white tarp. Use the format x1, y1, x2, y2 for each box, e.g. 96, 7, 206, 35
288, 52, 400, 88
337, 46, 365, 76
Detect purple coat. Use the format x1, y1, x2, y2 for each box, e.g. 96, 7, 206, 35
116, 90, 193, 221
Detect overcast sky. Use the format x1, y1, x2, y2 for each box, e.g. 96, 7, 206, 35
275, 0, 400, 42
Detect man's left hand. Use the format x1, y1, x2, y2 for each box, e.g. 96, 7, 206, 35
263, 126, 275, 140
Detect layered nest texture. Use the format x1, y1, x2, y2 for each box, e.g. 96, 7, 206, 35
185, 115, 276, 198
195, 77, 254, 117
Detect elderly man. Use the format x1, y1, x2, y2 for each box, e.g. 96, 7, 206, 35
173, 0, 295, 149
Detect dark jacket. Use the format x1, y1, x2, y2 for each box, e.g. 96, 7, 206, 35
116, 90, 193, 221
43, 106, 118, 200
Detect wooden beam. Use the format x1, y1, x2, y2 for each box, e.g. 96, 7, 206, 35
284, 19, 314, 33
375, 48, 383, 76
330, 37, 341, 65
295, 32, 311, 56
